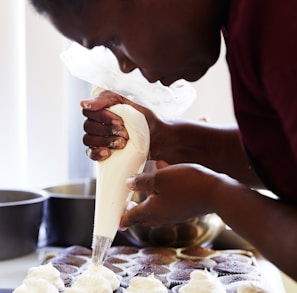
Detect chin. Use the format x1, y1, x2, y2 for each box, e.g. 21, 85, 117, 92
179, 68, 209, 84
192, 71, 208, 81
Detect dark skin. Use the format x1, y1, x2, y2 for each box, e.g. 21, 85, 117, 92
34, 0, 297, 280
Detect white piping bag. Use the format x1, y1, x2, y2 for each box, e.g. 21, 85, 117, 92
60, 43, 196, 265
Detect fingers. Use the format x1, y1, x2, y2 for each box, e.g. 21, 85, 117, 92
80, 90, 126, 111
81, 91, 131, 161
84, 134, 127, 150
83, 117, 128, 160
82, 112, 129, 158
81, 90, 152, 120
81, 89, 157, 162
85, 147, 111, 161
82, 108, 125, 126
83, 119, 129, 139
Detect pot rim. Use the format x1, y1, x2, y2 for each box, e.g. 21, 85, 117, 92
43, 177, 96, 199
47, 193, 95, 200
0, 189, 48, 207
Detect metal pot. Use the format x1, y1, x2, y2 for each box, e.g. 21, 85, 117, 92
0, 189, 48, 260
43, 179, 96, 248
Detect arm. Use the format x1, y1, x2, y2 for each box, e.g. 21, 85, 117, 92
213, 175, 297, 281
150, 120, 263, 188
81, 91, 263, 188
82, 91, 297, 280
122, 163, 297, 281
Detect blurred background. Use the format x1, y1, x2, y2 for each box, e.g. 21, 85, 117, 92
0, 2, 296, 291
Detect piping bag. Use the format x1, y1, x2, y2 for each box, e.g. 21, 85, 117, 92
61, 42, 196, 265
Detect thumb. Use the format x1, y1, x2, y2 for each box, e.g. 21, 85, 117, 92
156, 160, 169, 169
126, 172, 155, 193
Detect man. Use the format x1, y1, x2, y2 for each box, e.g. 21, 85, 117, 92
29, 0, 297, 280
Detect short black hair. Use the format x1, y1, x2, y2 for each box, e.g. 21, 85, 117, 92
29, 0, 95, 16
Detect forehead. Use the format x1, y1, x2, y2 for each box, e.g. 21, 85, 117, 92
49, 0, 124, 44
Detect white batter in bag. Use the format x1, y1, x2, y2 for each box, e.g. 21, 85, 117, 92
61, 43, 196, 265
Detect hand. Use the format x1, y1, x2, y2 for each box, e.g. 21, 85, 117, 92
81, 90, 160, 161
120, 160, 224, 228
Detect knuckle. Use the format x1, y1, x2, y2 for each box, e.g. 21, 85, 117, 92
83, 120, 91, 131
82, 134, 89, 146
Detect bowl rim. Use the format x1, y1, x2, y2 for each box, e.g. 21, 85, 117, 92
0, 189, 48, 207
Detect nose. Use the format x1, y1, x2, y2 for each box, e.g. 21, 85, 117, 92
118, 56, 137, 73
80, 39, 95, 49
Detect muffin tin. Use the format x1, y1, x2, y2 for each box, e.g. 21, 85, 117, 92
43, 245, 273, 292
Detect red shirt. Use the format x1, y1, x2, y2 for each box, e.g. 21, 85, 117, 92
224, 0, 297, 202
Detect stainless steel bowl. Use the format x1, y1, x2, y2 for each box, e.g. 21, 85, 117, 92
126, 213, 225, 248
124, 161, 225, 248
43, 178, 225, 249
43, 179, 96, 248
0, 189, 48, 260
126, 189, 224, 248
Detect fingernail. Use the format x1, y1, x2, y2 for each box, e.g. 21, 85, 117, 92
112, 128, 120, 136
109, 138, 125, 148
100, 149, 109, 157
112, 119, 122, 126
82, 101, 92, 109
126, 177, 136, 190
112, 127, 127, 138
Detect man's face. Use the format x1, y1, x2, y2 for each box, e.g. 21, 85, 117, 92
50, 0, 222, 86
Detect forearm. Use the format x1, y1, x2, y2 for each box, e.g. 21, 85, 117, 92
213, 177, 297, 281
150, 120, 263, 188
